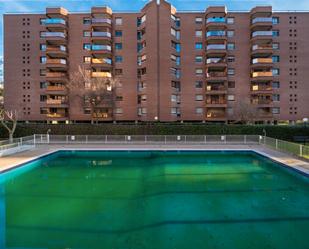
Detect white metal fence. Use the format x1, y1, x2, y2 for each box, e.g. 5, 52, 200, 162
0, 134, 308, 160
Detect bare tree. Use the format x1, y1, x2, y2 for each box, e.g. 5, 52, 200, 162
233, 100, 258, 124
68, 66, 119, 124
0, 109, 18, 142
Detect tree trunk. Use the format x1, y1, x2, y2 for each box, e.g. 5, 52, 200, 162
9, 132, 13, 143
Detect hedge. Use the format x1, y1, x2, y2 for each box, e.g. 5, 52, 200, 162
1, 123, 309, 142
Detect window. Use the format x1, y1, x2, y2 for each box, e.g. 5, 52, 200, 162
272, 68, 280, 76
227, 30, 234, 37
115, 56, 123, 63
195, 69, 203, 76
115, 17, 122, 25
83, 43, 91, 50
227, 43, 235, 50
83, 31, 91, 37
115, 30, 122, 37
272, 43, 279, 50
227, 17, 234, 24
138, 107, 147, 115
115, 69, 123, 75
40, 108, 48, 114
227, 56, 235, 63
196, 107, 203, 114
272, 82, 280, 88
272, 17, 279, 24
227, 95, 235, 101
83, 18, 91, 25
171, 94, 180, 103
272, 107, 280, 114
227, 68, 235, 75
195, 94, 203, 101
115, 108, 123, 114
228, 81, 235, 88
170, 54, 180, 65
195, 81, 203, 88
195, 43, 203, 50
273, 30, 280, 37
195, 30, 202, 37
40, 95, 47, 102
40, 56, 46, 64
195, 56, 203, 63
171, 107, 181, 115
40, 69, 46, 76
115, 43, 122, 50
171, 81, 181, 91
171, 41, 181, 52
40, 44, 46, 51
83, 56, 91, 63
195, 17, 203, 24
40, 82, 47, 89
272, 55, 280, 63
272, 94, 280, 101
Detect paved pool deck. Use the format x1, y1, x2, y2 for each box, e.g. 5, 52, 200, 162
0, 144, 308, 176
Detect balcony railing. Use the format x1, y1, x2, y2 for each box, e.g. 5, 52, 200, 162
206, 72, 226, 77
46, 72, 67, 78
46, 45, 66, 52
206, 17, 226, 24
41, 32, 66, 38
251, 85, 272, 91
206, 31, 226, 37
46, 113, 67, 118
252, 58, 272, 64
42, 18, 66, 25
251, 99, 272, 105
92, 18, 112, 24
251, 17, 272, 24
206, 112, 226, 118
252, 45, 273, 51
92, 44, 112, 51
92, 58, 112, 64
252, 72, 273, 77
206, 99, 227, 104
46, 59, 67, 64
252, 31, 273, 37
206, 85, 226, 91
206, 44, 226, 50
46, 99, 66, 105
47, 86, 66, 91
206, 58, 225, 64
92, 32, 112, 38
92, 72, 112, 77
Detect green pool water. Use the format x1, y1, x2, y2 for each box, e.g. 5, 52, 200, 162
0, 150, 308, 249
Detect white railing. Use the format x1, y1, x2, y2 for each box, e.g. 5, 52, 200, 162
0, 136, 35, 157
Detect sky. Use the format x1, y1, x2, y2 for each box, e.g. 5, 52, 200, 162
1, 0, 309, 57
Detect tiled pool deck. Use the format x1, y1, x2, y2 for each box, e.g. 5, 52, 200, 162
0, 144, 308, 176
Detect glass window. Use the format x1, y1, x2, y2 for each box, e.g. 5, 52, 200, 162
272, 107, 280, 114
83, 31, 91, 37
195, 17, 203, 24
227, 30, 234, 37
228, 81, 235, 88
195, 95, 203, 101
40, 44, 46, 51
272, 68, 280, 75
227, 43, 235, 50
83, 56, 91, 63
272, 55, 280, 63
272, 17, 279, 24
196, 107, 203, 114
195, 69, 203, 75
227, 68, 235, 75
227, 17, 234, 24
195, 56, 203, 63
227, 95, 235, 101
273, 43, 280, 50
227, 56, 235, 62
195, 43, 203, 50
115, 56, 123, 63
115, 108, 123, 114
115, 43, 123, 50
40, 69, 46, 76
273, 30, 280, 37
83, 43, 91, 50
272, 82, 280, 88
83, 18, 91, 25
272, 94, 280, 101
195, 30, 202, 37
40, 82, 47, 89
115, 17, 122, 25
40, 56, 46, 64
115, 30, 122, 37
195, 81, 203, 88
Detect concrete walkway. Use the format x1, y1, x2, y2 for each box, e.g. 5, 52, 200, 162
0, 144, 308, 176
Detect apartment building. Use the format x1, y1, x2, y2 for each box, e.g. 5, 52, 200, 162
3, 0, 309, 123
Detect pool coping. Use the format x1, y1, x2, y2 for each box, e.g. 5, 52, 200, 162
0, 145, 308, 177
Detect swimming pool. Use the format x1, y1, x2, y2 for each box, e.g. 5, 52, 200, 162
0, 150, 308, 249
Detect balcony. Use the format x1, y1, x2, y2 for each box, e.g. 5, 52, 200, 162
206, 85, 227, 94
91, 32, 112, 41
91, 58, 112, 68
91, 18, 112, 27
206, 110, 227, 121
206, 99, 227, 107
206, 58, 226, 68
46, 85, 66, 93
251, 17, 272, 30
46, 99, 67, 105
251, 84, 272, 93
42, 18, 66, 30
46, 113, 67, 118
46, 45, 67, 57
41, 32, 66, 43
251, 31, 273, 41
206, 71, 227, 81
46, 72, 68, 81
251, 99, 273, 106
206, 31, 226, 40
46, 59, 67, 69
206, 44, 226, 55
91, 44, 112, 55
92, 72, 112, 78
251, 71, 273, 80
206, 17, 226, 24
251, 58, 273, 68
251, 44, 273, 55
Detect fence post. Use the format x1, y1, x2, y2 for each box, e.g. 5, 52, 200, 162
300, 144, 303, 157
66, 135, 69, 144
145, 135, 147, 143
204, 135, 206, 144
264, 136, 266, 145
47, 134, 50, 144
185, 135, 187, 144
85, 135, 88, 144
33, 134, 36, 147
275, 139, 278, 149
164, 135, 167, 144
244, 135, 247, 144
105, 135, 107, 144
